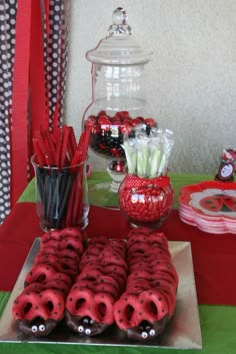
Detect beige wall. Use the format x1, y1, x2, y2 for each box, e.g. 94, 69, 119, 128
65, 0, 236, 174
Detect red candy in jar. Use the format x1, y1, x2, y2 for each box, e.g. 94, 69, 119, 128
88, 111, 157, 160
119, 174, 174, 228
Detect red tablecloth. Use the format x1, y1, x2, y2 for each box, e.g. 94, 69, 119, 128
0, 202, 236, 306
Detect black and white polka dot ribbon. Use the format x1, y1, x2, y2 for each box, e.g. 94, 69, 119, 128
0, 0, 17, 223
42, 0, 69, 129
0, 0, 69, 223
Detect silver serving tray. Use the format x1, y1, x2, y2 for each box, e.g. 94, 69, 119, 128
0, 239, 202, 349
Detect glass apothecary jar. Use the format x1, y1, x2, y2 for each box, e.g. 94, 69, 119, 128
82, 7, 156, 208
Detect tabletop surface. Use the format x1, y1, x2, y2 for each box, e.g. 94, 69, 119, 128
0, 172, 236, 354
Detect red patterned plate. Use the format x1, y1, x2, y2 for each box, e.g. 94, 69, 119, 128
178, 180, 236, 234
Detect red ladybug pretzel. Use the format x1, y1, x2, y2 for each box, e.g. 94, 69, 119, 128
40, 227, 84, 255
66, 287, 115, 325
126, 279, 151, 294
34, 254, 78, 279
127, 228, 168, 246
12, 288, 65, 336
65, 237, 128, 336
114, 287, 174, 340
40, 236, 84, 255
24, 263, 73, 288
113, 227, 178, 341
41, 227, 84, 243
42, 279, 71, 295
12, 226, 87, 337
95, 281, 120, 299
20, 279, 70, 297
36, 246, 80, 261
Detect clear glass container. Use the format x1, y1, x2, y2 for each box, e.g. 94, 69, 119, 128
119, 174, 174, 228
32, 155, 89, 231
83, 7, 156, 208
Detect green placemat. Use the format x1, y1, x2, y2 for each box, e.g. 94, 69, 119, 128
17, 179, 36, 203
19, 172, 213, 209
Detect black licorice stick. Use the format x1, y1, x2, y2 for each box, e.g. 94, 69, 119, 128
45, 171, 54, 224
35, 166, 44, 203
39, 166, 73, 229
47, 168, 61, 227
38, 165, 57, 227
54, 169, 69, 226
55, 172, 74, 228
43, 172, 51, 222
50, 170, 64, 224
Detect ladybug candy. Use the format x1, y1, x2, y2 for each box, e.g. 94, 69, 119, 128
12, 227, 84, 337
65, 237, 127, 337
12, 226, 178, 341
114, 228, 178, 341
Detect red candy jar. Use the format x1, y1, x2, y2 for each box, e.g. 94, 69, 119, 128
119, 173, 174, 228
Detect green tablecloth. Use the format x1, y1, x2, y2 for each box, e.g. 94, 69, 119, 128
1, 172, 236, 354
18, 172, 213, 208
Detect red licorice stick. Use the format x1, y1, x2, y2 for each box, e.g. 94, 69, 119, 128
40, 128, 56, 165
33, 124, 87, 168
67, 126, 77, 162
32, 124, 90, 228
72, 134, 85, 165
54, 128, 63, 167
68, 121, 92, 169
32, 138, 45, 165
67, 150, 86, 227
72, 171, 82, 224
69, 149, 82, 174
45, 130, 57, 160
39, 127, 53, 164
60, 125, 71, 167
35, 138, 52, 166
48, 128, 57, 146
65, 164, 84, 227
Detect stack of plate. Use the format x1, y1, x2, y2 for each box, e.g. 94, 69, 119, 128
178, 180, 236, 234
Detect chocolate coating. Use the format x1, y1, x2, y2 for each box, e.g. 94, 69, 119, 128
125, 314, 169, 341
17, 318, 59, 337
65, 310, 110, 336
